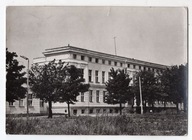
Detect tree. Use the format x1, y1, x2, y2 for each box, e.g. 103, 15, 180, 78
105, 68, 132, 115
29, 59, 67, 118
6, 48, 27, 103
58, 65, 90, 117
160, 64, 188, 112
133, 70, 158, 112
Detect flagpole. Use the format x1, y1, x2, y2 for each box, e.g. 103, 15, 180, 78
139, 76, 143, 114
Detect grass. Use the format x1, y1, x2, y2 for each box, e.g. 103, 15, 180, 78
6, 113, 187, 135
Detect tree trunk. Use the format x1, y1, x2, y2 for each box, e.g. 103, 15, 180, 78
151, 102, 154, 113
48, 101, 52, 118
119, 103, 122, 115
67, 101, 70, 117
176, 103, 179, 113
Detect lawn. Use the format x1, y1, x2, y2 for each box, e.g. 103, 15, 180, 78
6, 113, 187, 135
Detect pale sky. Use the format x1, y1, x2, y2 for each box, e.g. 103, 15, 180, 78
6, 6, 187, 66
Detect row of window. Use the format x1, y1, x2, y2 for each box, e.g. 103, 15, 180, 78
73, 54, 163, 72
9, 94, 33, 107
73, 108, 118, 115
89, 70, 111, 83
80, 90, 107, 103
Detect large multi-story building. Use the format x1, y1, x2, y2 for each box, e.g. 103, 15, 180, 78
6, 45, 180, 115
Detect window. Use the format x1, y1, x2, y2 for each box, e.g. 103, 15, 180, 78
9, 102, 14, 106
40, 100, 44, 107
81, 109, 85, 114
73, 109, 77, 115
103, 109, 106, 113
81, 93, 84, 102
133, 65, 136, 69
127, 64, 130, 68
96, 90, 100, 103
19, 99, 24, 106
103, 91, 107, 103
115, 109, 118, 113
28, 94, 33, 106
95, 70, 99, 83
89, 90, 93, 102
114, 62, 117, 66
102, 59, 105, 64
102, 71, 105, 83
110, 109, 113, 113
88, 70, 92, 82
89, 109, 93, 114
120, 63, 123, 67
95, 58, 99, 63
96, 109, 100, 114
73, 54, 77, 59
81, 55, 85, 60
108, 60, 111, 65
139, 66, 141, 70
89, 57, 92, 62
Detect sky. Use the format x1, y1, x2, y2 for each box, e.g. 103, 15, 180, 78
6, 6, 187, 66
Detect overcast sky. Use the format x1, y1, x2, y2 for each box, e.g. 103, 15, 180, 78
6, 6, 187, 66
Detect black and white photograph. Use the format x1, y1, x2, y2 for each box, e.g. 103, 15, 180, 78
5, 6, 188, 136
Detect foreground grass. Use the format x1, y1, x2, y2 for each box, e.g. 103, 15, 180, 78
6, 113, 187, 135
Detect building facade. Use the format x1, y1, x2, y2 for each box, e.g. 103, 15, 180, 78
6, 45, 179, 115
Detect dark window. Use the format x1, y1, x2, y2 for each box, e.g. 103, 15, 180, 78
95, 70, 99, 83
103, 91, 107, 103
28, 94, 33, 106
102, 59, 105, 64
96, 90, 99, 103
19, 99, 24, 106
102, 71, 105, 83
110, 109, 113, 113
96, 109, 100, 113
88, 70, 92, 82
103, 109, 106, 113
115, 109, 118, 113
95, 58, 99, 63
40, 100, 44, 107
81, 55, 84, 60
89, 57, 92, 62
108, 60, 111, 65
89, 90, 93, 102
120, 63, 123, 67
127, 64, 130, 68
114, 62, 117, 66
89, 109, 93, 114
139, 66, 141, 70
73, 54, 77, 59
73, 109, 77, 115
133, 65, 136, 69
81, 109, 85, 114
81, 93, 84, 102
9, 102, 13, 106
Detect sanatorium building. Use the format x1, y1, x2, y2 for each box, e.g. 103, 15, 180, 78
6, 45, 180, 115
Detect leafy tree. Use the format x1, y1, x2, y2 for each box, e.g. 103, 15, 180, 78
58, 65, 90, 117
160, 64, 188, 112
133, 70, 158, 112
29, 59, 67, 118
105, 68, 132, 115
6, 48, 27, 103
